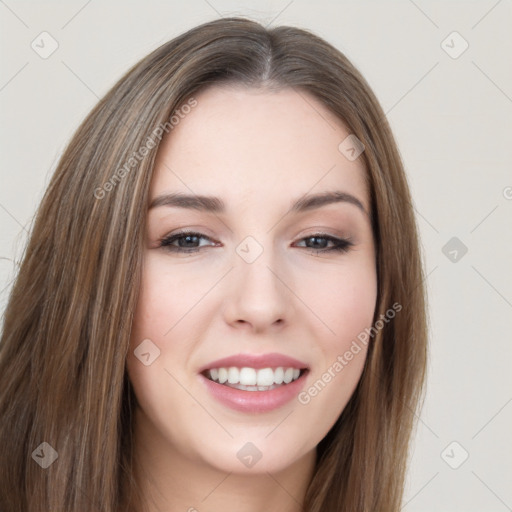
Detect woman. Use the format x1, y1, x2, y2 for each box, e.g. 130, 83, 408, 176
0, 17, 427, 512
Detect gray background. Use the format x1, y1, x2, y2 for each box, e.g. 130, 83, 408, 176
1, 1, 511, 510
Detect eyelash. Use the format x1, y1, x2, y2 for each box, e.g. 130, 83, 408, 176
158, 230, 354, 254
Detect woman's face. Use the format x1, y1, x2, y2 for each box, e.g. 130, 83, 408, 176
127, 85, 377, 475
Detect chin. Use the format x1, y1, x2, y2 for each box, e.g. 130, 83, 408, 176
196, 437, 312, 475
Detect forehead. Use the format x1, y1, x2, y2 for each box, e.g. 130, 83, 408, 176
151, 85, 369, 214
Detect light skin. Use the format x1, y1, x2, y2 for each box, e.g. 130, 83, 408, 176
126, 85, 377, 512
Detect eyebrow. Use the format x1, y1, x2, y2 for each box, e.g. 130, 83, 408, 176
149, 190, 368, 217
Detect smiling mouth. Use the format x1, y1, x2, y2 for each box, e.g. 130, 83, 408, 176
201, 366, 308, 392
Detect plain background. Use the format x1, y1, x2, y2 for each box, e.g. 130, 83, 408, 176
1, 1, 511, 510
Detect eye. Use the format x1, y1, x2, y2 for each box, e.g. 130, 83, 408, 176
293, 233, 353, 253
158, 231, 353, 254
159, 231, 217, 253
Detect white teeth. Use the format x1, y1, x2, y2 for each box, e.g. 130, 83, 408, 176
256, 368, 274, 387
283, 367, 294, 384
227, 367, 239, 384
218, 368, 228, 384
239, 367, 257, 386
206, 366, 303, 387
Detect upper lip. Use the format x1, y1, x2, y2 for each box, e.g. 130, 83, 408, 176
199, 352, 309, 373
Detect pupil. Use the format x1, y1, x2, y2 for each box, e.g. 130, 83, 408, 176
310, 236, 326, 248
182, 235, 197, 247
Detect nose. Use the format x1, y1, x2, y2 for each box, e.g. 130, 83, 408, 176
222, 244, 294, 332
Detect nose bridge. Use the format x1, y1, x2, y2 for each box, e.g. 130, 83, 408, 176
237, 238, 277, 290
224, 232, 292, 329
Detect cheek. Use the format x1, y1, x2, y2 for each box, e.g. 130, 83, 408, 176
294, 268, 376, 427
126, 271, 195, 447
304, 259, 378, 347
129, 257, 204, 346
126, 256, 207, 408
126, 263, 174, 403
300, 258, 377, 400
334, 279, 377, 343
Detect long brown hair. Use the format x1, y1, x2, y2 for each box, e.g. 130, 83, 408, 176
0, 17, 427, 511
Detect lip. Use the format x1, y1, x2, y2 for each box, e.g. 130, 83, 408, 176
198, 352, 309, 373
199, 369, 310, 413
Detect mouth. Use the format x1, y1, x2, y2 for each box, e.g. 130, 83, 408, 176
201, 366, 308, 392
197, 352, 310, 413
199, 365, 310, 413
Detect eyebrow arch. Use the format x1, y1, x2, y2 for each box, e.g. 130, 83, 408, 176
149, 190, 368, 217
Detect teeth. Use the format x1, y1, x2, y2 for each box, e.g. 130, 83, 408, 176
274, 367, 284, 384
227, 367, 239, 384
256, 368, 274, 387
218, 368, 228, 384
206, 366, 303, 387
240, 367, 257, 386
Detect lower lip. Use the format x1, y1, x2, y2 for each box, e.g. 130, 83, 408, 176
199, 371, 309, 413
